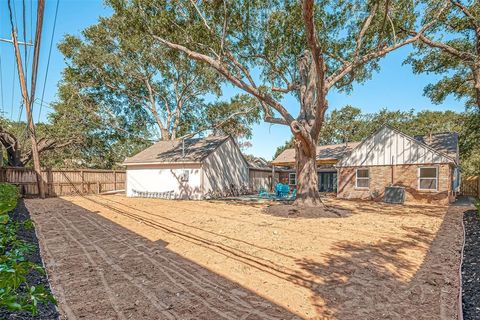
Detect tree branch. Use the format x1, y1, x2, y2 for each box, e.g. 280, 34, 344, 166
326, 0, 452, 90
150, 34, 295, 125
450, 0, 477, 26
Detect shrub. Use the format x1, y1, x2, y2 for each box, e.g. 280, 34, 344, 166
0, 183, 56, 315
0, 183, 18, 221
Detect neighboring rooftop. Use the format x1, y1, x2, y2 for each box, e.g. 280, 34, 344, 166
246, 156, 271, 170
414, 132, 459, 161
272, 142, 361, 166
124, 135, 229, 164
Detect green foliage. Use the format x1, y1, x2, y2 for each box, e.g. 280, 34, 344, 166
0, 183, 56, 316
138, 0, 420, 96
406, 1, 479, 110
0, 183, 18, 219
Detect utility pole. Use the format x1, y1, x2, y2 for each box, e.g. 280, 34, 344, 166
8, 0, 46, 198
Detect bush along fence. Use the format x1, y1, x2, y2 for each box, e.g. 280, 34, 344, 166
0, 183, 57, 317
0, 167, 126, 197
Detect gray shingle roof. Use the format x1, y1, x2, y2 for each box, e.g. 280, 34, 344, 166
272, 142, 361, 165
414, 132, 459, 161
123, 135, 230, 164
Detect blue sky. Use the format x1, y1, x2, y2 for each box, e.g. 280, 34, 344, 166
0, 1, 467, 160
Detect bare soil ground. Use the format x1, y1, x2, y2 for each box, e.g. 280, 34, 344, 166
26, 195, 464, 320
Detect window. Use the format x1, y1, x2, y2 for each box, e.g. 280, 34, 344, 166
356, 169, 369, 189
288, 173, 296, 185
418, 167, 437, 190
180, 170, 189, 182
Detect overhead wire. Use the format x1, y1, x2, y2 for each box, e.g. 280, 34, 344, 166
17, 0, 26, 123
0, 54, 4, 116
0, 8, 3, 116
22, 0, 28, 82
38, 0, 60, 123
9, 0, 19, 120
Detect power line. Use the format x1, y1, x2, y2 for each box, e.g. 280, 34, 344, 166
0, 56, 4, 115
10, 61, 16, 119
38, 0, 60, 122
22, 0, 28, 82
0, 9, 3, 115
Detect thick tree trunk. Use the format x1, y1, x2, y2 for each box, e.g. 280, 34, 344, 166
293, 139, 323, 207
473, 66, 480, 110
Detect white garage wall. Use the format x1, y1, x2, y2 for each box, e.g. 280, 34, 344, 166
203, 138, 249, 195
126, 163, 203, 199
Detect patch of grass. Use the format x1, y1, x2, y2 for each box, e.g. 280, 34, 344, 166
0, 183, 56, 316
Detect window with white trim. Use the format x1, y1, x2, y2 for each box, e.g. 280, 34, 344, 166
418, 167, 437, 190
356, 169, 369, 188
288, 173, 297, 185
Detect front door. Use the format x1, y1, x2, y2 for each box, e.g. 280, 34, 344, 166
318, 172, 337, 193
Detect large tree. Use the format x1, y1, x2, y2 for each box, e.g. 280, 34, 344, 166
132, 0, 450, 206
0, 116, 74, 167
59, 1, 259, 143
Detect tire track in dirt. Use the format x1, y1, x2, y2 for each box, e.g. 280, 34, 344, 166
78, 195, 313, 287
31, 202, 77, 320
77, 206, 294, 320
53, 213, 180, 320
51, 215, 131, 320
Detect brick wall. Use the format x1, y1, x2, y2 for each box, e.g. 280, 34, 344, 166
337, 164, 454, 205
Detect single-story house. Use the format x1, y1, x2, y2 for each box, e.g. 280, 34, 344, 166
272, 125, 460, 205
123, 135, 250, 199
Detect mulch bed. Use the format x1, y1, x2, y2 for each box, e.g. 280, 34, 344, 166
462, 209, 480, 320
0, 199, 59, 320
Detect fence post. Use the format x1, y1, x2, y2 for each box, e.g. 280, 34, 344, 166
80, 170, 84, 194
46, 168, 52, 197
97, 182, 101, 194
114, 170, 117, 190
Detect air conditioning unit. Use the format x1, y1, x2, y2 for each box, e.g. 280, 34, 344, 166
384, 186, 405, 204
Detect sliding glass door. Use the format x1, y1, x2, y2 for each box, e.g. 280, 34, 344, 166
318, 172, 337, 193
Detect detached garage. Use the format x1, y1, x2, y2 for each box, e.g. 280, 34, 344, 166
123, 135, 249, 199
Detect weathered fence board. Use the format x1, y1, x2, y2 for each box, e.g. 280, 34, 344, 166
460, 176, 479, 197
0, 167, 125, 197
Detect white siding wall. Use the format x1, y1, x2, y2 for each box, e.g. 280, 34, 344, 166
126, 163, 203, 199
338, 126, 453, 167
203, 138, 249, 195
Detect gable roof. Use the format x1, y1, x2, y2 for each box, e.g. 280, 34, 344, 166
123, 135, 230, 165
272, 142, 361, 166
336, 125, 457, 167
414, 132, 459, 161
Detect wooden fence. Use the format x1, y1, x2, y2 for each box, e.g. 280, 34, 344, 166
460, 176, 479, 197
0, 167, 125, 197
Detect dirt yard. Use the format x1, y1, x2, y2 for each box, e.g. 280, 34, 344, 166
26, 195, 464, 320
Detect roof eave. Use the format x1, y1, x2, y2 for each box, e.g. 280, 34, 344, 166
123, 161, 201, 166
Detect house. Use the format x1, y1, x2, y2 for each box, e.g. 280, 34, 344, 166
123, 135, 249, 199
272, 126, 460, 205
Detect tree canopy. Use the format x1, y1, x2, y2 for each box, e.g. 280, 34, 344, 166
132, 0, 450, 206
58, 1, 260, 143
